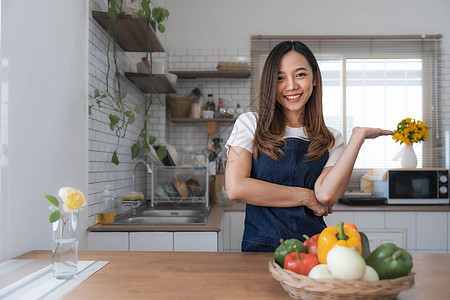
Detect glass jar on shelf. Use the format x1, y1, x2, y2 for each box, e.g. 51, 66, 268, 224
191, 97, 201, 119
225, 99, 235, 118
205, 94, 216, 117
217, 98, 225, 117
236, 102, 244, 116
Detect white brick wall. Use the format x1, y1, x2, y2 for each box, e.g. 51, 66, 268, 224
88, 0, 165, 226
166, 48, 251, 155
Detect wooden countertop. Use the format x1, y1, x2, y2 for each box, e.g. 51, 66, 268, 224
16, 251, 450, 299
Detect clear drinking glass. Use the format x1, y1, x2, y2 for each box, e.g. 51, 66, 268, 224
52, 209, 79, 279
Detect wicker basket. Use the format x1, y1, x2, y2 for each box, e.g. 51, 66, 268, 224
268, 259, 414, 300
166, 94, 197, 118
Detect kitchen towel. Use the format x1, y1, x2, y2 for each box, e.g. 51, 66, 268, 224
0, 259, 109, 299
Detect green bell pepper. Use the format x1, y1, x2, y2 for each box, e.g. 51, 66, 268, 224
366, 242, 413, 279
359, 231, 371, 260
274, 238, 307, 267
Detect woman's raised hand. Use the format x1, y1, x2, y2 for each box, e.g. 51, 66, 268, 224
352, 127, 394, 140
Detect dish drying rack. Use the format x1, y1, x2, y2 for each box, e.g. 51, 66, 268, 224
150, 165, 209, 208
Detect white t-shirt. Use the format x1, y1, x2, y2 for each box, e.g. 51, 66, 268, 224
226, 112, 344, 167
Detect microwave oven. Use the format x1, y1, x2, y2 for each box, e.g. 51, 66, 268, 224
385, 168, 449, 204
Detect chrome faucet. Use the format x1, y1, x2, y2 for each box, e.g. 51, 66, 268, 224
132, 158, 152, 193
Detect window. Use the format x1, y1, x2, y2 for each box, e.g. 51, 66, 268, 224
251, 36, 444, 185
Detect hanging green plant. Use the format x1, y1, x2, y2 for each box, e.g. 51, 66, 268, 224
89, 0, 169, 165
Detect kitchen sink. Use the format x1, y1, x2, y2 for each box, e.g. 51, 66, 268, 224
113, 204, 211, 225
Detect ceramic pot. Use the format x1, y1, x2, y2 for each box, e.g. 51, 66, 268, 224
401, 145, 417, 168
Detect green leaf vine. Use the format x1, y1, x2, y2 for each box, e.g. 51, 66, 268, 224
89, 0, 169, 165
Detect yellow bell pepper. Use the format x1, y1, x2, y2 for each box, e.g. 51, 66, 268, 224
317, 221, 362, 264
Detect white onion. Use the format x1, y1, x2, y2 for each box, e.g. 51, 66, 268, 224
327, 246, 366, 280
308, 264, 334, 279
361, 265, 380, 281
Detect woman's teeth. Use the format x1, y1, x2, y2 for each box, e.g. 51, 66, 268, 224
285, 94, 301, 100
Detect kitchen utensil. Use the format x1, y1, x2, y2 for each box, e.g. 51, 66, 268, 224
153, 145, 176, 166
172, 179, 190, 198
137, 57, 166, 74
165, 144, 179, 166
166, 72, 178, 86
164, 182, 179, 197
186, 178, 204, 197
206, 121, 219, 142
154, 184, 169, 198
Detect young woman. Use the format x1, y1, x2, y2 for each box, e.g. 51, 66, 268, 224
225, 41, 393, 252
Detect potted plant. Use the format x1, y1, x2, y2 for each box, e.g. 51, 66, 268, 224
90, 0, 169, 165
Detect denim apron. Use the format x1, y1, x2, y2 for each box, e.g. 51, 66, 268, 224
242, 137, 329, 252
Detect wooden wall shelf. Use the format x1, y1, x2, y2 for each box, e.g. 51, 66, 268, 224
170, 117, 236, 123
170, 70, 250, 79
125, 73, 177, 94
92, 11, 164, 52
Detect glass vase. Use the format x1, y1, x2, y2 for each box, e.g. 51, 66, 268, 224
52, 209, 79, 279
401, 145, 417, 168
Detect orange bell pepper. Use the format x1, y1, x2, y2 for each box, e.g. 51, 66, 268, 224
317, 221, 362, 264
344, 223, 358, 231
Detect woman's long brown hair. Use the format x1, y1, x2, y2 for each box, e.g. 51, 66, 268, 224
253, 41, 335, 161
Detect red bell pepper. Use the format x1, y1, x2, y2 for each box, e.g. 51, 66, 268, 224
284, 245, 319, 276
302, 234, 319, 256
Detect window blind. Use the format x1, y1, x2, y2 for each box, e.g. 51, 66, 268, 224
250, 35, 445, 187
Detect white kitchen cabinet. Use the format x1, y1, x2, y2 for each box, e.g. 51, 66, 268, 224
173, 232, 218, 252
221, 211, 245, 252
363, 229, 406, 250
416, 212, 448, 252
230, 212, 245, 252
88, 231, 219, 252
87, 232, 129, 251
323, 211, 354, 226
130, 232, 173, 251
222, 212, 231, 251
354, 212, 385, 229
385, 212, 416, 251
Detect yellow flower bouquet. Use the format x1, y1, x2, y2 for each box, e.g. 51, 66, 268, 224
392, 118, 429, 146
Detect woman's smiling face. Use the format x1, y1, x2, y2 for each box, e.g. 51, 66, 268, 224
276, 50, 316, 123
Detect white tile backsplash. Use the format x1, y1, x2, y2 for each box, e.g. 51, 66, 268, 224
165, 48, 251, 155
88, 0, 162, 226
